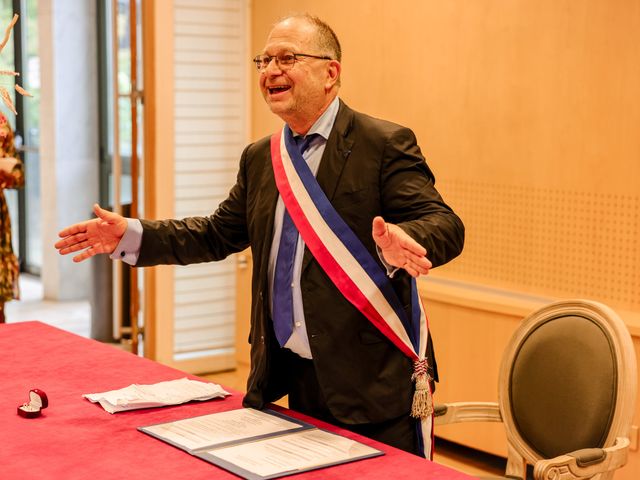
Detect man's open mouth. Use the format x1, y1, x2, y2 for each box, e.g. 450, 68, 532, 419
268, 85, 291, 95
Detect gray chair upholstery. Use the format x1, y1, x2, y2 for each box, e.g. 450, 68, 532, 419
435, 300, 637, 480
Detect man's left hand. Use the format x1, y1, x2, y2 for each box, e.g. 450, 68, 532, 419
372, 216, 432, 278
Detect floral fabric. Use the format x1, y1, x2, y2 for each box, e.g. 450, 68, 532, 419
0, 117, 23, 303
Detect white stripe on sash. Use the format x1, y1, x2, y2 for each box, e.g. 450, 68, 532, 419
271, 126, 433, 458
278, 136, 417, 355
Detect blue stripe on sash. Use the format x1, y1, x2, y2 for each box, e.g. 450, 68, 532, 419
416, 420, 425, 458
410, 280, 421, 353
282, 126, 419, 351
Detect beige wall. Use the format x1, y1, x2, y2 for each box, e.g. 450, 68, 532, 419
250, 0, 640, 314
248, 3, 640, 474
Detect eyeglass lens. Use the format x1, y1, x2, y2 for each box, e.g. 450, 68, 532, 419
253, 53, 297, 71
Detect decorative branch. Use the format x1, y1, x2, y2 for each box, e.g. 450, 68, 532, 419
0, 14, 18, 54
0, 86, 17, 115
15, 85, 32, 97
0, 14, 31, 115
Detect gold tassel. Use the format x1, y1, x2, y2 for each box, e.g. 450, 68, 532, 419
410, 359, 433, 419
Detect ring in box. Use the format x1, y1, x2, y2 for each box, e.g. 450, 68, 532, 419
17, 389, 48, 418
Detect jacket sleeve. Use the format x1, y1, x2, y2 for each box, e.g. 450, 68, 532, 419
380, 126, 464, 268
136, 146, 252, 267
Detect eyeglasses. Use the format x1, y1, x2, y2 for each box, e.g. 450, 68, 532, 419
252, 52, 332, 72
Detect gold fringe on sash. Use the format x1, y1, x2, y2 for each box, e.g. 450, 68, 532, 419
410, 358, 433, 419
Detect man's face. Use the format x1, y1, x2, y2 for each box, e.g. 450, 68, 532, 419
259, 18, 336, 128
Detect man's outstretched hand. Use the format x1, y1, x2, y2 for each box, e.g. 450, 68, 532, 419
372, 216, 432, 278
55, 204, 127, 263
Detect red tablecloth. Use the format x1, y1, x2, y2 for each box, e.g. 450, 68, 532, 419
0, 321, 476, 480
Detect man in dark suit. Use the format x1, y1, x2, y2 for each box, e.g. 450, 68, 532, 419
56, 14, 464, 456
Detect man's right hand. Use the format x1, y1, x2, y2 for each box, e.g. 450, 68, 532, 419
55, 204, 128, 263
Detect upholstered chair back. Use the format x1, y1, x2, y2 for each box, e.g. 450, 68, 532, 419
499, 300, 637, 479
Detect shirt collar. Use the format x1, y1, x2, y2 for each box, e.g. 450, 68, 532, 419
293, 97, 340, 141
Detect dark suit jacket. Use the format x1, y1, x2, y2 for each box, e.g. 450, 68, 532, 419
137, 100, 464, 425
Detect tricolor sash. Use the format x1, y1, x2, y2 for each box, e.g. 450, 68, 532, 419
271, 125, 434, 458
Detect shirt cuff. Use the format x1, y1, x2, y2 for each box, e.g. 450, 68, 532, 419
109, 218, 143, 266
376, 245, 400, 278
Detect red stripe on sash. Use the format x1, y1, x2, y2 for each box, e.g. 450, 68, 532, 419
270, 132, 417, 360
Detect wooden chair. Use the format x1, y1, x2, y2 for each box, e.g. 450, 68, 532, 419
434, 299, 637, 480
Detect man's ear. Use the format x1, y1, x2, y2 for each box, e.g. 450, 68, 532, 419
325, 60, 341, 90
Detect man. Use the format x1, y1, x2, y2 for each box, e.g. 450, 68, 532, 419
55, 14, 464, 457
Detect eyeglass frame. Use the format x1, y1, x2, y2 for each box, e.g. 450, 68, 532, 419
252, 52, 333, 72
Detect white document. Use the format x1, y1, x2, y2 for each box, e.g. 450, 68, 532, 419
139, 408, 384, 479
84, 377, 230, 413
204, 429, 382, 478
142, 408, 303, 451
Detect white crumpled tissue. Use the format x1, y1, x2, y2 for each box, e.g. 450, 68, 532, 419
83, 377, 230, 414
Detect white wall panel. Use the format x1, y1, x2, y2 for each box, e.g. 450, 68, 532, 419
173, 0, 247, 369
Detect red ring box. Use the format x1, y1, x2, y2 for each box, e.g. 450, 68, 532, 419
17, 389, 48, 418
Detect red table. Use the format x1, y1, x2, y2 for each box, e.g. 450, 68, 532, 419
0, 321, 477, 480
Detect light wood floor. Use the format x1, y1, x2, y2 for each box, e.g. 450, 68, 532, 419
202, 364, 506, 478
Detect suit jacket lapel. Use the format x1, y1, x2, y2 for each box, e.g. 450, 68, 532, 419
315, 100, 355, 201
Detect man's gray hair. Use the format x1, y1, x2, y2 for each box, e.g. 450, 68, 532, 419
277, 14, 342, 62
